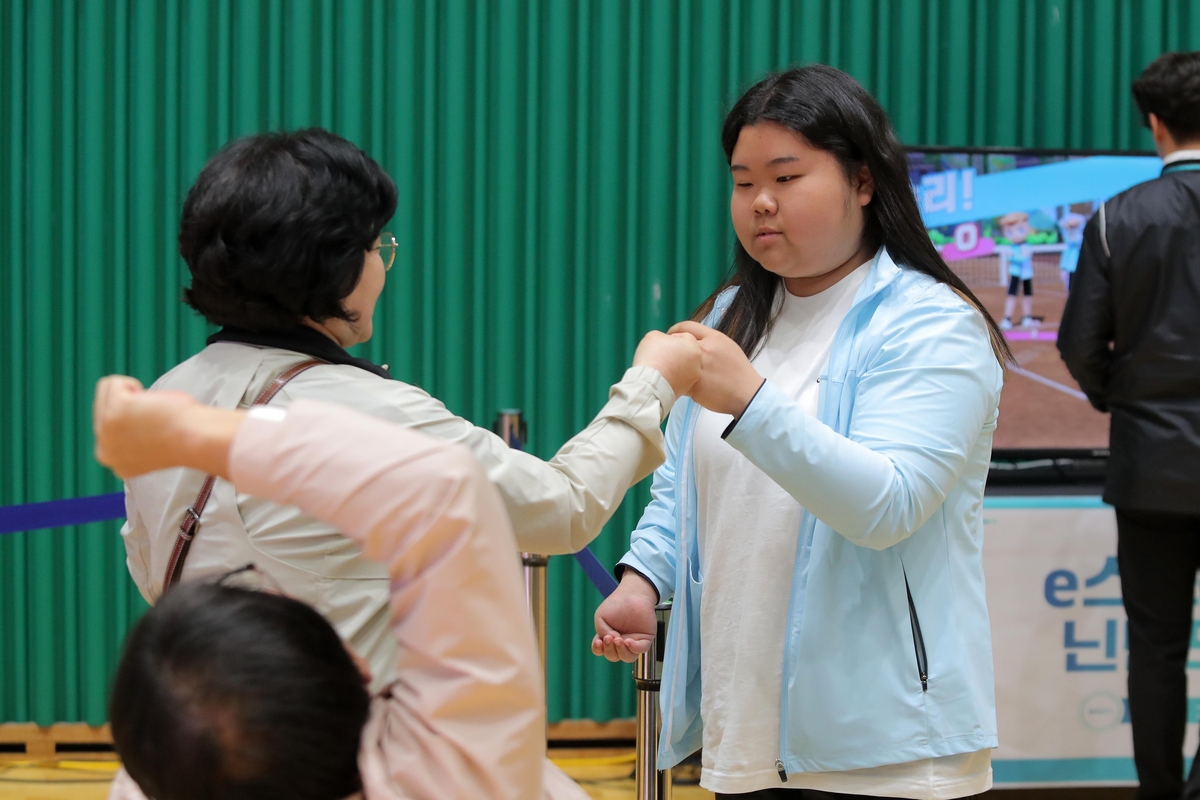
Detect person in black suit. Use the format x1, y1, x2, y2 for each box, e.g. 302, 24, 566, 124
1059, 51, 1200, 800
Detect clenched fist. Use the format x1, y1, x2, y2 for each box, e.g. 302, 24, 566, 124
93, 376, 243, 480
592, 570, 660, 663
667, 321, 765, 417
632, 330, 703, 399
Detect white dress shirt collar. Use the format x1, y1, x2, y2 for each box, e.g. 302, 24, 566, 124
1163, 148, 1200, 166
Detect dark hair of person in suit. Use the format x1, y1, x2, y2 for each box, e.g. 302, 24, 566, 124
1132, 51, 1200, 142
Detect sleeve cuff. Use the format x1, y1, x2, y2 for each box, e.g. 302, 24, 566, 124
612, 564, 661, 603
720, 379, 768, 439
620, 366, 677, 421
722, 378, 791, 452
616, 554, 672, 604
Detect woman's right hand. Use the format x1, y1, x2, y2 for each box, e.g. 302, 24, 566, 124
592, 570, 660, 662
632, 330, 703, 399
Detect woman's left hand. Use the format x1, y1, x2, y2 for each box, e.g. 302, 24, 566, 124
668, 321, 765, 417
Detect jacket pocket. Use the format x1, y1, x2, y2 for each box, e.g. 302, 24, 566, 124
903, 570, 929, 692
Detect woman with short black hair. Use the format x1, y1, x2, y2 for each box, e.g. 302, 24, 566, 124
123, 127, 698, 690
179, 128, 398, 336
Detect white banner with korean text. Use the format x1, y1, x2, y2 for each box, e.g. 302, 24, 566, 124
985, 496, 1199, 786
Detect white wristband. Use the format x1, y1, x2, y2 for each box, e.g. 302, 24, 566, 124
247, 406, 287, 423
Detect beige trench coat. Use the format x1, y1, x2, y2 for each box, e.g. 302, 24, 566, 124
122, 342, 673, 687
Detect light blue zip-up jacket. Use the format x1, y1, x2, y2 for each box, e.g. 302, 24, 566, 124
618, 248, 1003, 774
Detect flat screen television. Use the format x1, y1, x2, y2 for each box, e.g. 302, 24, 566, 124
908, 148, 1162, 478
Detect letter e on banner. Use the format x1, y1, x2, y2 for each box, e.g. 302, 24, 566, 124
1045, 569, 1078, 607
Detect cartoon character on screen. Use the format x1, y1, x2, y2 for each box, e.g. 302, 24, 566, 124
1057, 210, 1087, 292
999, 211, 1034, 330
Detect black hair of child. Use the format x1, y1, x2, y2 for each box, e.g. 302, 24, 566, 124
110, 582, 371, 800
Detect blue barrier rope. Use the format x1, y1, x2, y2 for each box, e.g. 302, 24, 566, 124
0, 492, 619, 598
0, 492, 125, 536
572, 547, 619, 598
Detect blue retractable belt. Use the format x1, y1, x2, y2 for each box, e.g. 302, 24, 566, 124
0, 491, 619, 597
0, 492, 125, 536
573, 546, 619, 598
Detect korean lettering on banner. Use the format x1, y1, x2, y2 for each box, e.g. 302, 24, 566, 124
920, 168, 976, 215
1044, 557, 1125, 672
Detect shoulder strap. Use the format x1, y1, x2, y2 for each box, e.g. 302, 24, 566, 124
161, 359, 325, 592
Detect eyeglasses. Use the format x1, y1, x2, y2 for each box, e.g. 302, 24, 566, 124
376, 232, 397, 272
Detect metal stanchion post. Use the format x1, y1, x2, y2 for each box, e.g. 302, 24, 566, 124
523, 551, 549, 674
634, 602, 673, 800
493, 410, 549, 676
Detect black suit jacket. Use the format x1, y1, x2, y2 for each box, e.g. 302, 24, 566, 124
1059, 156, 1200, 514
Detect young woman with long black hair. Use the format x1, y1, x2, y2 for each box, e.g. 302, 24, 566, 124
594, 65, 1010, 799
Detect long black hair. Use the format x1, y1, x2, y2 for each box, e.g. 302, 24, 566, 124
694, 65, 1012, 367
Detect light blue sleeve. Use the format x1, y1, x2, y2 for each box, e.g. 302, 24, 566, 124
616, 396, 686, 602
725, 291, 1001, 550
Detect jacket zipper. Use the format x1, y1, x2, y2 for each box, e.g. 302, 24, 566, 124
903, 572, 929, 691
746, 254, 898, 779
662, 402, 701, 753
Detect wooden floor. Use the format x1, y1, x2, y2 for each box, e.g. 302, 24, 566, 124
0, 761, 714, 800
0, 763, 120, 800
0, 758, 1140, 800
581, 779, 713, 799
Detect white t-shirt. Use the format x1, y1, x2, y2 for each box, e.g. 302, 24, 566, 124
692, 265, 992, 798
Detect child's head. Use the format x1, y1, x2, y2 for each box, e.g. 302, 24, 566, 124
999, 212, 1030, 244
110, 582, 370, 800
701, 65, 1011, 365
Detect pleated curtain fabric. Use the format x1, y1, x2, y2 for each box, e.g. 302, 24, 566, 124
2, 0, 1199, 726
